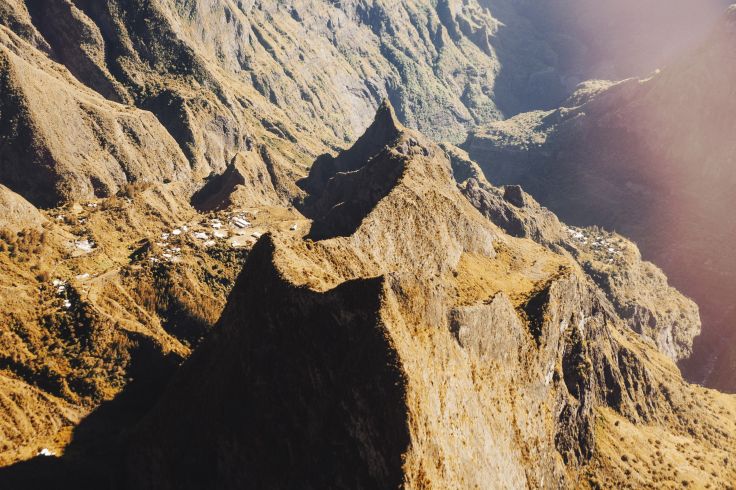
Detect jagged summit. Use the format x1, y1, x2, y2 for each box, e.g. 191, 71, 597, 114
343, 98, 404, 164
297, 100, 410, 239
298, 101, 495, 252
298, 99, 402, 195
122, 114, 736, 489
373, 98, 402, 134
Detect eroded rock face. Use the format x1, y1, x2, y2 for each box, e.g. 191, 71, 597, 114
1, 0, 725, 208
0, 0, 551, 210
127, 239, 411, 489
0, 25, 191, 207
453, 150, 701, 361
464, 5, 736, 391
1, 0, 505, 168
448, 147, 701, 362
124, 104, 736, 489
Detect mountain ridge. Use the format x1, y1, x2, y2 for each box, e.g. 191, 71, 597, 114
119, 104, 736, 489
465, 3, 736, 391
0, 1, 733, 486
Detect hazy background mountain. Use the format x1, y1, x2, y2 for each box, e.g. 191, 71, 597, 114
466, 5, 736, 392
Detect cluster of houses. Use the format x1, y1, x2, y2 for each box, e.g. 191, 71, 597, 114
566, 227, 624, 264
51, 278, 72, 310
48, 203, 302, 309
148, 211, 285, 264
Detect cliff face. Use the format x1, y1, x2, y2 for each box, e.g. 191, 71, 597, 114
447, 147, 701, 363
0, 0, 314, 209
124, 105, 736, 489
465, 5, 736, 392
0, 0, 510, 180
0, 0, 529, 213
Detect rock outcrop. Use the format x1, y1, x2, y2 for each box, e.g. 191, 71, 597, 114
123, 105, 736, 489
0, 184, 45, 231
1, 0, 727, 208
447, 147, 701, 362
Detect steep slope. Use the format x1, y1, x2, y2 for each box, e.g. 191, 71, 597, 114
0, 0, 734, 480
0, 184, 45, 231
6, 0, 723, 171
0, 0, 516, 212
0, 167, 322, 466
2, 0, 729, 209
0, 2, 318, 460
0, 0, 507, 157
123, 105, 736, 489
465, 5, 736, 391
0, 25, 191, 207
0, 0, 313, 208
446, 146, 701, 363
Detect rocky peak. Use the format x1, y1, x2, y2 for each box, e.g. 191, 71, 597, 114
120, 109, 736, 489
503, 184, 526, 207
456, 167, 701, 363
330, 98, 403, 170
298, 101, 440, 240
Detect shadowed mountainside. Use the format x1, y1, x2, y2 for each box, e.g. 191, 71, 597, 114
119, 104, 736, 489
465, 5, 736, 392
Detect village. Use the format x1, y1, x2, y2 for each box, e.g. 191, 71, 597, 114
43, 198, 308, 317
566, 225, 627, 265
